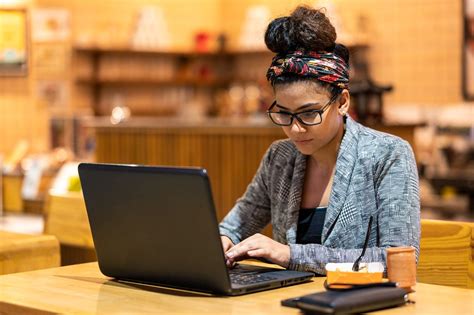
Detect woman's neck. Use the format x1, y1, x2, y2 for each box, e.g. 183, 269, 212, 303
309, 121, 345, 169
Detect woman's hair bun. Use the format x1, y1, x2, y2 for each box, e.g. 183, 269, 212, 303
265, 5, 337, 54
334, 43, 349, 63
264, 16, 295, 54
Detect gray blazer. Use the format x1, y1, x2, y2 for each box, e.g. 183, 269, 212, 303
219, 116, 420, 274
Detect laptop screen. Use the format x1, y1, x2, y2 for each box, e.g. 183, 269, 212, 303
78, 163, 232, 294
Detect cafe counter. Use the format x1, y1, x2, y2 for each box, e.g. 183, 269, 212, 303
85, 117, 418, 221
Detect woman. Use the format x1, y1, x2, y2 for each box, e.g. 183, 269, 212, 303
219, 6, 420, 274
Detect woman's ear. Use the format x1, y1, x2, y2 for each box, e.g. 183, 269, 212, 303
337, 89, 350, 116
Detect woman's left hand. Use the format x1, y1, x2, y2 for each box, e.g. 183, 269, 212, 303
225, 233, 290, 268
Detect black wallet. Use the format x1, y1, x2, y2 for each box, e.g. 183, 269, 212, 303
281, 286, 408, 315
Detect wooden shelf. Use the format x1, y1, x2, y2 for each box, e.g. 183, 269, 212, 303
71, 45, 318, 116
73, 45, 273, 57
73, 45, 367, 56
76, 77, 231, 87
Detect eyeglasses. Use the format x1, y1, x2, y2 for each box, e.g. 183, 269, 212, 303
267, 95, 338, 126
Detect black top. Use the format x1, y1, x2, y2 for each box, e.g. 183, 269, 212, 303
296, 207, 327, 245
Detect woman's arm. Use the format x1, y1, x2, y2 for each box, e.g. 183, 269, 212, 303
218, 145, 274, 245
288, 140, 420, 274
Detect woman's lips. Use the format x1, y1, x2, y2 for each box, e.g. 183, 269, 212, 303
294, 139, 313, 144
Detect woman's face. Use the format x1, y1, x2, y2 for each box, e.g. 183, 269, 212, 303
273, 81, 347, 156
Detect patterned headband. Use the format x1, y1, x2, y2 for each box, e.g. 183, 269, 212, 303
266, 50, 349, 90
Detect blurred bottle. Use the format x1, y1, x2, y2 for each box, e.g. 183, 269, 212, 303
195, 31, 211, 52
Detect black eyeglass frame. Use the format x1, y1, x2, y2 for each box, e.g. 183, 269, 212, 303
266, 94, 339, 126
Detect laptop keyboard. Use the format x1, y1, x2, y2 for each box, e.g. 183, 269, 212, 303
229, 272, 278, 285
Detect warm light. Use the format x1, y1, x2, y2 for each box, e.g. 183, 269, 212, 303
110, 106, 131, 125
0, 0, 28, 6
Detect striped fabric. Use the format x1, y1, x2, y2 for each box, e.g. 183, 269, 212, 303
219, 116, 420, 275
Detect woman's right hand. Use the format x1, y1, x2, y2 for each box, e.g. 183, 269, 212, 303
221, 235, 234, 253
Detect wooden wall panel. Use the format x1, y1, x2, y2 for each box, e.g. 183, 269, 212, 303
94, 127, 285, 221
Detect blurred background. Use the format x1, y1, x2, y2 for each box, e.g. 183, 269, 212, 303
0, 0, 473, 264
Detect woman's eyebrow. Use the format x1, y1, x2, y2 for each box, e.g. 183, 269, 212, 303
275, 102, 321, 111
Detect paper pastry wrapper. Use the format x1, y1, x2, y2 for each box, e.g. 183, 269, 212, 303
325, 262, 384, 285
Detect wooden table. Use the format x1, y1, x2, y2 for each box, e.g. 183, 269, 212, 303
0, 262, 472, 314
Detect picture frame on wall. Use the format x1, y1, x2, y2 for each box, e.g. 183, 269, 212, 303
0, 8, 28, 76
31, 8, 70, 42
463, 0, 474, 100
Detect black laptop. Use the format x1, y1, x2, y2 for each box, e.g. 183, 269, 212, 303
78, 163, 313, 295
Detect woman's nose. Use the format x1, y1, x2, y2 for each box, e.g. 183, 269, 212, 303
290, 119, 306, 133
